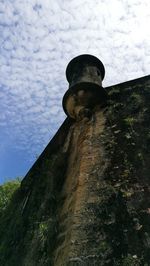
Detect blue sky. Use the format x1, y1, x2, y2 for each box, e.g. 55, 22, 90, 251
0, 0, 150, 184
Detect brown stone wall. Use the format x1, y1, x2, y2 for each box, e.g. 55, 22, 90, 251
53, 107, 107, 265
1, 75, 150, 265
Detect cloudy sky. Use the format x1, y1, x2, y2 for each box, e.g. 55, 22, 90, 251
0, 0, 150, 183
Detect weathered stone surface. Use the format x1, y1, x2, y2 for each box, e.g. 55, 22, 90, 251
0, 75, 150, 265
63, 54, 106, 120
53, 107, 107, 266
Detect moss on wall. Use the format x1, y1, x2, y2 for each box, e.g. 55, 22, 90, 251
0, 147, 69, 266
0, 76, 150, 265
92, 77, 150, 265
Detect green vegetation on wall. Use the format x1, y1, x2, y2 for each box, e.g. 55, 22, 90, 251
0, 77, 150, 265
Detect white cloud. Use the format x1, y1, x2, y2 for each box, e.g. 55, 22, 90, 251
0, 0, 150, 164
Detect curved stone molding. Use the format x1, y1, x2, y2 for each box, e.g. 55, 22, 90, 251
63, 54, 107, 120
